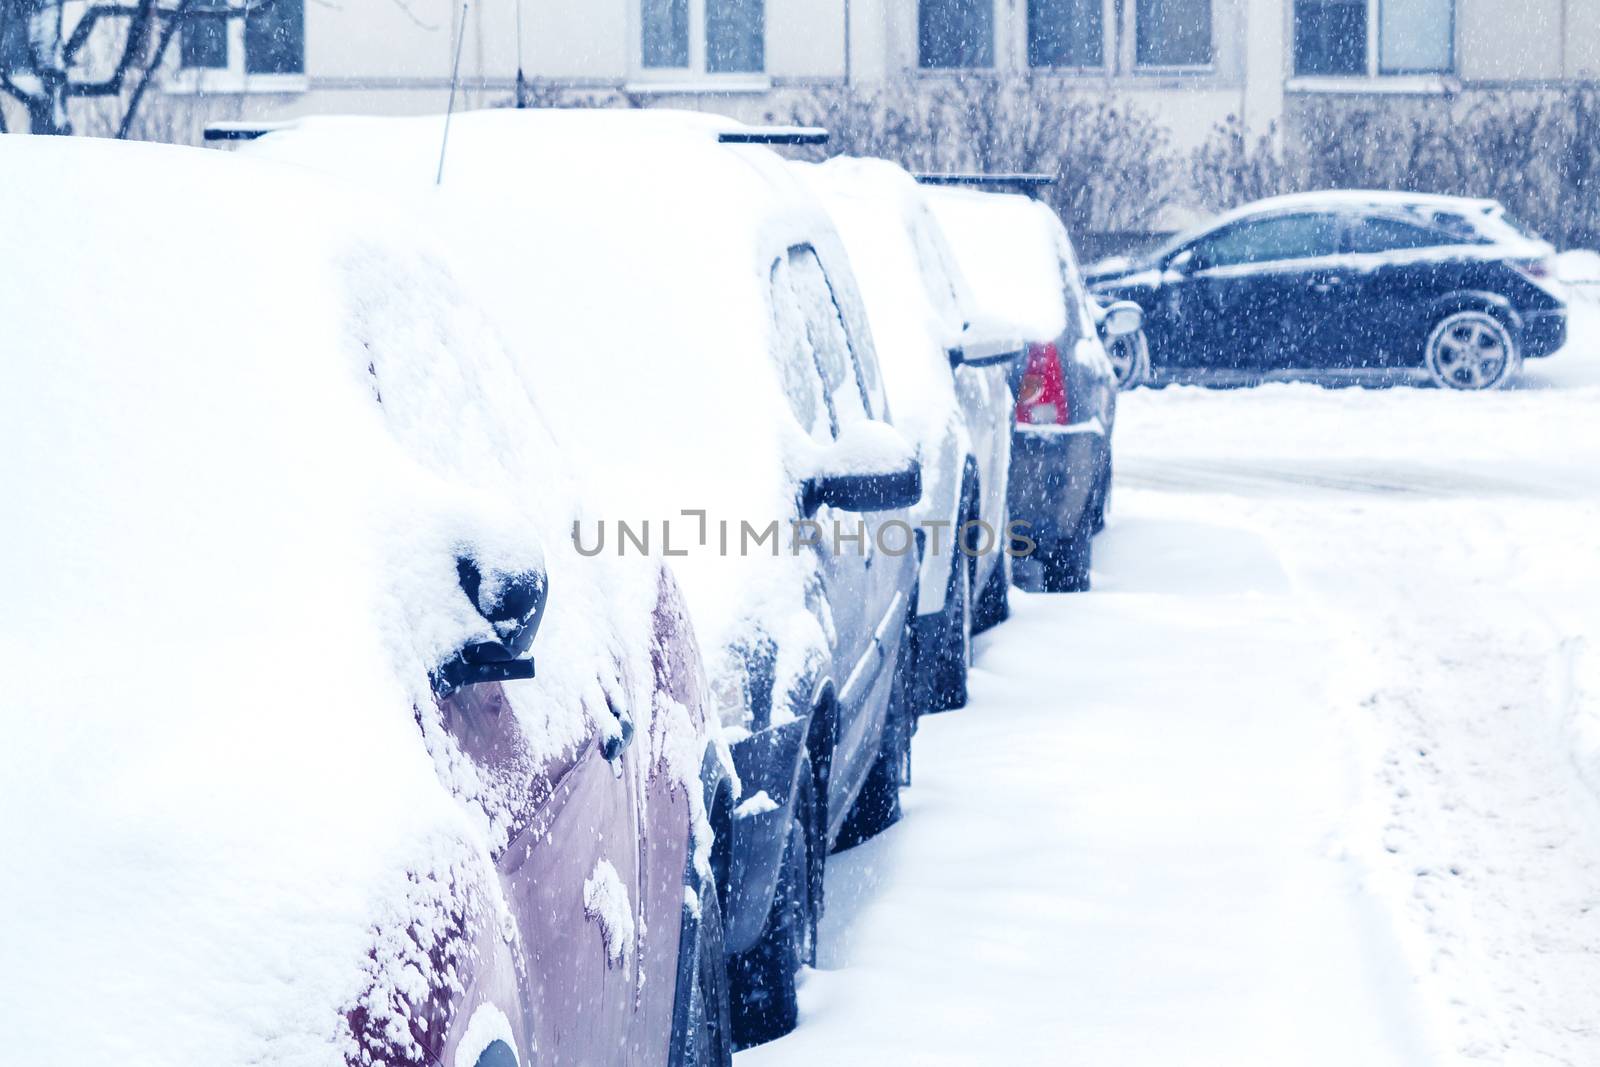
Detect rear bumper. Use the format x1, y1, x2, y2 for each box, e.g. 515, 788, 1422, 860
1521, 308, 1568, 359
1007, 420, 1107, 548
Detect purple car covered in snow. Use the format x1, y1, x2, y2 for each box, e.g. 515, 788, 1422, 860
0, 138, 731, 1066
238, 109, 927, 1051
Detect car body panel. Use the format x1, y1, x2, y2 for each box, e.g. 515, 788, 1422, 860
426, 571, 709, 1067
955, 361, 1015, 600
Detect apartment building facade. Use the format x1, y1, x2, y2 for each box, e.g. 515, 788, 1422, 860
8, 1, 1594, 200
114, 0, 1597, 129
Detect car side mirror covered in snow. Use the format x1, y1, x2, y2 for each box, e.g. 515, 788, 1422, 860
1099, 301, 1144, 339
949, 320, 1026, 368
434, 558, 548, 696
1166, 248, 1198, 275
803, 421, 923, 516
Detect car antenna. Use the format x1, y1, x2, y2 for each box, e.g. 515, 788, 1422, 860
514, 0, 528, 107
437, 0, 470, 185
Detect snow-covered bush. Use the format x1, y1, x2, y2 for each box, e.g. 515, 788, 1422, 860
1188, 115, 1295, 215
773, 76, 1178, 238
1194, 89, 1600, 250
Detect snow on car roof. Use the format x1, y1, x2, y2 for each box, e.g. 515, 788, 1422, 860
241, 109, 846, 681
0, 135, 680, 1065
1233, 189, 1502, 217
922, 185, 1070, 342
1157, 188, 1550, 260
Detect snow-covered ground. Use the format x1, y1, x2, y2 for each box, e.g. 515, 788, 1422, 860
741, 305, 1600, 1064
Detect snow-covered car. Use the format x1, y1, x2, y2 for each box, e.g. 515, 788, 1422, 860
796, 157, 1024, 712
1087, 190, 1569, 391
925, 185, 1121, 593
0, 137, 730, 1067
239, 110, 924, 1049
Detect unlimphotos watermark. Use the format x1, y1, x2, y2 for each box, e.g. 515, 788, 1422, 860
573, 511, 1037, 559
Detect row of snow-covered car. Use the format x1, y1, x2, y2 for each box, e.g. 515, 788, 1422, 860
0, 110, 1142, 1067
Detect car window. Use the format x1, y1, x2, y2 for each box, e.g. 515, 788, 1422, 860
909, 211, 967, 331
1346, 215, 1454, 254
1492, 208, 1543, 242
1415, 210, 1484, 243
768, 259, 833, 445
1192, 213, 1341, 270
787, 246, 872, 430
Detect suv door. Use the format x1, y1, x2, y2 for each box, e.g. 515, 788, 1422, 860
1168, 213, 1344, 371
778, 245, 907, 838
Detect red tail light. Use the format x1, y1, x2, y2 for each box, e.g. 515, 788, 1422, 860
1514, 257, 1555, 280
1015, 342, 1069, 426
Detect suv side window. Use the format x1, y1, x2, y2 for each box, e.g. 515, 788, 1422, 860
1192, 213, 1341, 270
1346, 215, 1453, 254
768, 259, 833, 445
787, 246, 872, 431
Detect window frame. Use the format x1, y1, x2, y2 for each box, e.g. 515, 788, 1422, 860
1130, 0, 1215, 72
767, 257, 836, 445
632, 0, 768, 85
1185, 211, 1344, 272
0, 7, 35, 73
167, 0, 307, 94
1025, 0, 1113, 72
1340, 211, 1461, 254
1376, 0, 1454, 75
1292, 0, 1456, 79
784, 245, 876, 432
242, 0, 306, 76
917, 0, 999, 71
179, 10, 231, 70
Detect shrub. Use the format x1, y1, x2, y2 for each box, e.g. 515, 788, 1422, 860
775, 75, 1178, 237
1195, 90, 1600, 249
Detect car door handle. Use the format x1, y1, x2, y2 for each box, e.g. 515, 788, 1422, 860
1311, 276, 1344, 293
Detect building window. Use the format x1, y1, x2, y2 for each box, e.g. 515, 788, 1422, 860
178, 0, 304, 75
1379, 0, 1452, 73
1135, 0, 1212, 67
642, 0, 690, 68
641, 0, 763, 74
706, 0, 763, 73
1294, 0, 1366, 74
180, 12, 230, 70
244, 0, 304, 73
1029, 0, 1104, 68
1295, 0, 1454, 77
919, 0, 994, 69
0, 7, 32, 73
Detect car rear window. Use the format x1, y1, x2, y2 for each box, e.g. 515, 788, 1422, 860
1346, 215, 1454, 254
1487, 208, 1546, 244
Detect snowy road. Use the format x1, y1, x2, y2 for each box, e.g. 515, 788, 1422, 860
740, 330, 1600, 1065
